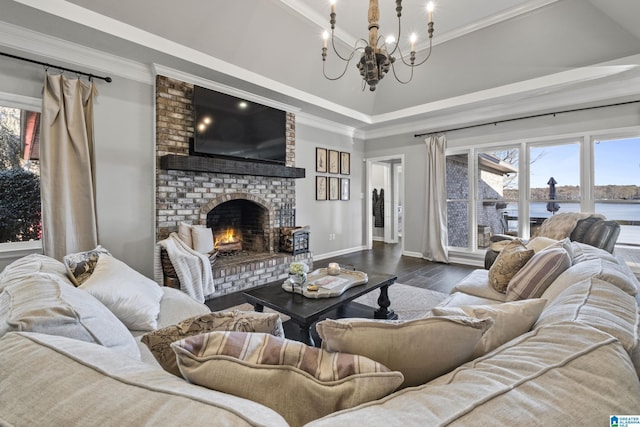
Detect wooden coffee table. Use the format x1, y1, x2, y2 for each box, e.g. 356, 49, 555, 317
243, 271, 397, 346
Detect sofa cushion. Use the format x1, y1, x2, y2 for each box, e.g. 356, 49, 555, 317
142, 310, 285, 376
0, 254, 69, 291
524, 236, 558, 252
535, 277, 638, 352
450, 269, 506, 302
172, 331, 403, 427
306, 322, 640, 427
0, 332, 288, 426
488, 239, 534, 293
0, 272, 140, 359
430, 299, 546, 357
79, 254, 164, 331
505, 247, 571, 301
571, 241, 618, 264
541, 258, 638, 304
316, 315, 492, 388
63, 245, 112, 286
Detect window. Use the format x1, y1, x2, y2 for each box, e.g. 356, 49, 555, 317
476, 149, 519, 249
0, 104, 42, 244
528, 142, 580, 234
593, 137, 640, 246
446, 134, 640, 257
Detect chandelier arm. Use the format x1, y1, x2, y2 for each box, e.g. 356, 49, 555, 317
389, 59, 414, 84
323, 57, 355, 81
330, 31, 367, 62
387, 11, 403, 56
410, 39, 434, 67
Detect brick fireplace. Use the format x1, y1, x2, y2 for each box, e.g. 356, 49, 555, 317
155, 75, 312, 297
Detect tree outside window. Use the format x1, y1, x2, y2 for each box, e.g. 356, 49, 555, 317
0, 106, 41, 243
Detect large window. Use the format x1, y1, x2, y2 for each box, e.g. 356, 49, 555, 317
0, 104, 41, 244
446, 133, 640, 254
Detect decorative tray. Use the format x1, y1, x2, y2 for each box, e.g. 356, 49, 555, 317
282, 268, 368, 299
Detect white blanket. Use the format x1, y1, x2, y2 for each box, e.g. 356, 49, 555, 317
155, 233, 214, 303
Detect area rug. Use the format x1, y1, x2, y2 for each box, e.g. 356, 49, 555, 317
229, 283, 449, 322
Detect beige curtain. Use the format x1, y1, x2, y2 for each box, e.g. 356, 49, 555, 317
41, 74, 98, 260
422, 134, 449, 263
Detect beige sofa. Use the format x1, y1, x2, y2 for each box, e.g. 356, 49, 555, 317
1, 241, 640, 426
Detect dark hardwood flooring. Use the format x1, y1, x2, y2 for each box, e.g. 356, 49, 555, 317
206, 240, 475, 312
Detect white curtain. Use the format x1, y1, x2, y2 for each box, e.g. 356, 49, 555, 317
41, 74, 98, 260
422, 134, 449, 263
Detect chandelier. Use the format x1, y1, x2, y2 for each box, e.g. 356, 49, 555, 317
322, 0, 435, 92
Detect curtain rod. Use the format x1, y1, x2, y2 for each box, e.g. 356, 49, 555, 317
414, 99, 640, 138
0, 51, 113, 83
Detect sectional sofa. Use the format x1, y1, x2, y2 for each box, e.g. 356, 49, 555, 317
1, 238, 639, 426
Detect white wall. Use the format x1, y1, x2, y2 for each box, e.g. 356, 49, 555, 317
294, 120, 366, 260
0, 55, 155, 275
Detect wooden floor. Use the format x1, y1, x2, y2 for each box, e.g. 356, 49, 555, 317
206, 240, 476, 312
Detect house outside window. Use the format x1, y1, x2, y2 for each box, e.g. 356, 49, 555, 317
0, 103, 42, 246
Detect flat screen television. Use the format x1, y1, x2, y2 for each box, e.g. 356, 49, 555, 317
191, 85, 287, 164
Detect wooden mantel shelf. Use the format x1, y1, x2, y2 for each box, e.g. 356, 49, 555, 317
160, 154, 306, 178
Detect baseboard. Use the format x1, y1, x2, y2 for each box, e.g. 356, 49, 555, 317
401, 250, 484, 267
313, 246, 367, 261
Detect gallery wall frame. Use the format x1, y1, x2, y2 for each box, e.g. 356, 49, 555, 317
340, 178, 350, 200
316, 147, 327, 173
316, 176, 327, 200
329, 177, 339, 200
328, 150, 339, 174
340, 152, 350, 175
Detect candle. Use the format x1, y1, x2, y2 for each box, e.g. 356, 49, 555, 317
322, 31, 329, 49
330, 0, 336, 15
327, 262, 341, 275
427, 1, 434, 23
410, 33, 417, 52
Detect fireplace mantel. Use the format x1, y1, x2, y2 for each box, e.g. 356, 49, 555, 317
160, 155, 305, 178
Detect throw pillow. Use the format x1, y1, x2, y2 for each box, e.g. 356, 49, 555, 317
525, 236, 558, 253
430, 299, 547, 357
505, 247, 572, 301
63, 245, 112, 286
177, 222, 194, 248
79, 255, 164, 330
171, 331, 404, 426
142, 310, 285, 376
0, 272, 140, 359
191, 226, 214, 254
488, 239, 534, 293
316, 315, 493, 388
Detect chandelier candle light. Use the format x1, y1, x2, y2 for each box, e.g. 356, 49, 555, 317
322, 0, 435, 91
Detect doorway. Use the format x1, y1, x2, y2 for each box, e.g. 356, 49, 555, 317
366, 155, 404, 253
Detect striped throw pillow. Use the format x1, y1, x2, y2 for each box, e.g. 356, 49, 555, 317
171, 331, 403, 426
505, 247, 571, 301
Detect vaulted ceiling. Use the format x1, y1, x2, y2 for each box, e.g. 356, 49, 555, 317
2, 0, 640, 136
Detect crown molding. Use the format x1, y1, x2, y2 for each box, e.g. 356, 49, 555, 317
0, 91, 41, 111
278, 0, 559, 53
152, 64, 301, 114
0, 20, 152, 84
294, 112, 358, 139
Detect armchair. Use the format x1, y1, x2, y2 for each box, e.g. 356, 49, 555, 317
484, 213, 620, 269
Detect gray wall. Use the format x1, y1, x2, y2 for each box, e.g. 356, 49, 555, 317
295, 122, 366, 259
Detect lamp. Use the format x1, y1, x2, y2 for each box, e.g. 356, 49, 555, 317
322, 0, 435, 92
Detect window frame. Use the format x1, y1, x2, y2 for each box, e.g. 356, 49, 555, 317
445, 127, 640, 257
0, 91, 43, 256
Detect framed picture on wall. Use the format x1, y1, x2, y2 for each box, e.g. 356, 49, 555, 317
328, 150, 339, 174
316, 176, 327, 200
329, 177, 339, 200
316, 148, 327, 173
340, 152, 350, 175
340, 178, 350, 201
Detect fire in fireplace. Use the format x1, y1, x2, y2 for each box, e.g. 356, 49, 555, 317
214, 228, 242, 254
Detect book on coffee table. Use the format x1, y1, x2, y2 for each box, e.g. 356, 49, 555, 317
282, 268, 368, 298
